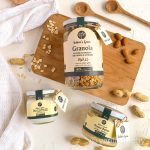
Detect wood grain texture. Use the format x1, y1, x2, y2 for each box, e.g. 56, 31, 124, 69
33, 14, 145, 105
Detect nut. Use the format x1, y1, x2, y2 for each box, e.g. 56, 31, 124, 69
114, 33, 123, 40
130, 105, 145, 118
113, 40, 121, 48
70, 137, 89, 146
96, 146, 108, 150
112, 89, 124, 97
9, 58, 25, 65
124, 57, 134, 64
122, 89, 132, 97
12, 0, 27, 4
132, 92, 149, 102
111, 89, 131, 98
121, 48, 129, 58
131, 49, 139, 55
121, 37, 128, 46
139, 138, 150, 147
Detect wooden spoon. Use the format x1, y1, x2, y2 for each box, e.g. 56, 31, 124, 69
105, 0, 150, 27
74, 2, 131, 31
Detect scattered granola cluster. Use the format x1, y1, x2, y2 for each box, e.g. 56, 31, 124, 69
47, 20, 58, 35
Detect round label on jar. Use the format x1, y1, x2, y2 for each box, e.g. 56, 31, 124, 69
64, 27, 103, 77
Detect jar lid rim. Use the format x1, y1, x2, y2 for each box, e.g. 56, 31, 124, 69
91, 102, 126, 120
63, 16, 101, 27
26, 89, 55, 96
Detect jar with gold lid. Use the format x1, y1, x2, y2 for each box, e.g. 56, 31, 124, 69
82, 102, 127, 147
63, 17, 104, 89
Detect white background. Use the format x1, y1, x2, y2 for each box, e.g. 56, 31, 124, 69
0, 0, 150, 150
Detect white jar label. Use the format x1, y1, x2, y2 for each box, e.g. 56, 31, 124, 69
64, 27, 103, 77
115, 120, 130, 143
83, 113, 116, 142
27, 100, 58, 119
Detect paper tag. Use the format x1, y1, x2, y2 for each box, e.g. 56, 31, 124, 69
115, 120, 130, 143
96, 27, 112, 45
53, 91, 68, 112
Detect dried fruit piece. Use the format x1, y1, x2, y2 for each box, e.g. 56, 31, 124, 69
132, 92, 149, 102
9, 58, 25, 65
131, 49, 139, 55
139, 138, 150, 147
121, 37, 128, 46
121, 48, 129, 57
114, 40, 121, 48
114, 33, 123, 40
130, 105, 145, 118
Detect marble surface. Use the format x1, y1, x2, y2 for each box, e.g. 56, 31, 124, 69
0, 0, 150, 150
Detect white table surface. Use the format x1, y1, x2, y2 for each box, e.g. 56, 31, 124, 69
0, 0, 150, 150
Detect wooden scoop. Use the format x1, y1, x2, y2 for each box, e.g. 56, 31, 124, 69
74, 2, 131, 31
105, 0, 150, 27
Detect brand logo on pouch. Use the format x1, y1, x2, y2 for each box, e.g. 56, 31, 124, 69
78, 31, 86, 39
102, 120, 106, 125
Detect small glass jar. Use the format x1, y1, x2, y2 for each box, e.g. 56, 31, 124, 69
26, 90, 58, 124
63, 17, 104, 89
82, 102, 126, 147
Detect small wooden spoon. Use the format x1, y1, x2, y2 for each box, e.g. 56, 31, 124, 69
74, 2, 131, 31
105, 0, 150, 27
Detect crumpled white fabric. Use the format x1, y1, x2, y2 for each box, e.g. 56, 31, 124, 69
0, 0, 58, 47
0, 54, 31, 150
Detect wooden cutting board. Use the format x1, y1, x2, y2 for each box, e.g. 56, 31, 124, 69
32, 14, 145, 105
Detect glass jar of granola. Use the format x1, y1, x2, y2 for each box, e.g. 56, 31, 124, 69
63, 17, 104, 89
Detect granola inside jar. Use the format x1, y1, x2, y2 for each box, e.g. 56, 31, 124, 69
63, 17, 104, 89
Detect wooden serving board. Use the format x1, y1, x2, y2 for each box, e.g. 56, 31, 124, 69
32, 14, 145, 105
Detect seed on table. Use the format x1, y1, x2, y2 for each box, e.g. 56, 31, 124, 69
42, 35, 46, 39
37, 66, 41, 69
47, 45, 51, 49
54, 30, 58, 34
46, 37, 49, 40
51, 66, 56, 72
44, 65, 47, 68
39, 59, 42, 62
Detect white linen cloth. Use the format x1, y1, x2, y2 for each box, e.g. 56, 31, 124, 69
0, 0, 58, 47
0, 55, 31, 150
